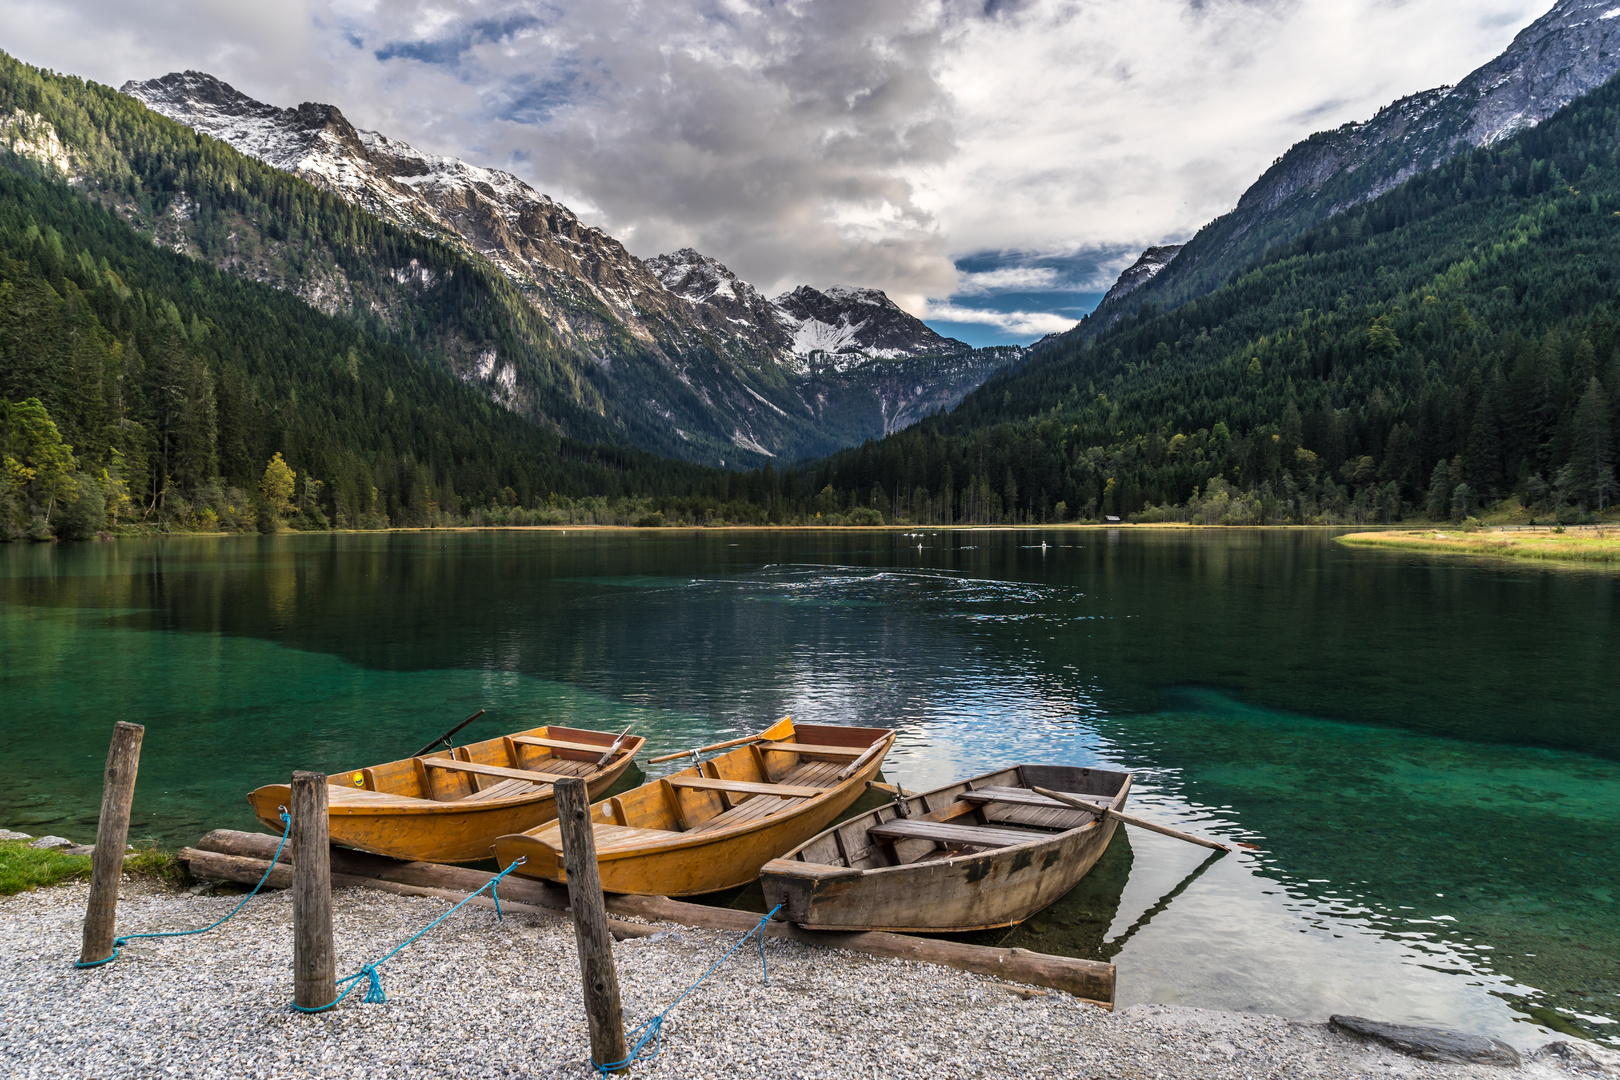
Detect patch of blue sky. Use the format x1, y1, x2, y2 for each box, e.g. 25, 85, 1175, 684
492, 69, 584, 124
922, 246, 1138, 348
373, 14, 545, 66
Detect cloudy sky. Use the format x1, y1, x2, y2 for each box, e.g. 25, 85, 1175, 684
2, 0, 1549, 345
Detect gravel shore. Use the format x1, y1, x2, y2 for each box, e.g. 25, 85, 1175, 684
2, 879, 1614, 1079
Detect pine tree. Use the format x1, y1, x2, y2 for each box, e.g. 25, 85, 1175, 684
1568, 377, 1615, 510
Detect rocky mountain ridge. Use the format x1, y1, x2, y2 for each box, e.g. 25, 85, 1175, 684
119, 71, 997, 465
122, 72, 969, 367
1099, 245, 1183, 306
1071, 0, 1620, 338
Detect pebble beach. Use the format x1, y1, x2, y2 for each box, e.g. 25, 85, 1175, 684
3, 879, 1616, 1080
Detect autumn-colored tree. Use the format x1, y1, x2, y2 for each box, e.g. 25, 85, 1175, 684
259, 453, 296, 517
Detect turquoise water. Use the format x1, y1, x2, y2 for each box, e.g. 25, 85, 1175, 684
1, 529, 1615, 1045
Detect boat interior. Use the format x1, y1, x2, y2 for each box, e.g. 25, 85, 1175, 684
578, 723, 892, 849
788, 764, 1131, 870
324, 725, 643, 807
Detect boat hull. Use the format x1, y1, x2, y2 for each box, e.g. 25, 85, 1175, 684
761, 764, 1131, 932
494, 720, 895, 896
246, 727, 643, 864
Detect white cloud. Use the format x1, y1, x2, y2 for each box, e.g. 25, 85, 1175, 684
955, 265, 1063, 293
921, 0, 1544, 258
924, 302, 1076, 336
0, 0, 1548, 316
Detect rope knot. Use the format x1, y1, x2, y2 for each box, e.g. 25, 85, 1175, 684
359, 965, 386, 1005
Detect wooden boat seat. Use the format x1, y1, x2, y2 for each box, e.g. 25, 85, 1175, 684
867, 819, 1045, 849
757, 741, 865, 757
665, 777, 826, 799
418, 758, 573, 784
960, 786, 1111, 809
510, 735, 622, 756
325, 786, 437, 808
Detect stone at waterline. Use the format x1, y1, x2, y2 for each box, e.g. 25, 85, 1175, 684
1533, 1040, 1620, 1076
27, 836, 73, 850
0, 829, 33, 841
1329, 1014, 1521, 1066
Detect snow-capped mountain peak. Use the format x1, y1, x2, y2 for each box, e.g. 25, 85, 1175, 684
122, 70, 670, 339
645, 248, 754, 305
769, 284, 967, 366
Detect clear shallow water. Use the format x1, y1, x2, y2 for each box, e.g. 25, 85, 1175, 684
1, 528, 1615, 1045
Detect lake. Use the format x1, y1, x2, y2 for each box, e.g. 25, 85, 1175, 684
1, 527, 1615, 1046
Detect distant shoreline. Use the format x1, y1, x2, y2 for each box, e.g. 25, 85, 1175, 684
91, 522, 1404, 539
1338, 528, 1620, 566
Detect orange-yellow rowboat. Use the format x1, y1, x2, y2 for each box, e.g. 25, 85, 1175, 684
493, 716, 895, 896
247, 725, 645, 864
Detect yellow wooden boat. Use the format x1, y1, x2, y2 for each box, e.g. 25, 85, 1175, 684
492, 716, 895, 896
246, 724, 645, 864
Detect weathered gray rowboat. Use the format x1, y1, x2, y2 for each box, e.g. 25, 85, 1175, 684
760, 763, 1131, 933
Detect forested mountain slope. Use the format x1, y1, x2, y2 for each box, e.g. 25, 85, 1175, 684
1074, 0, 1620, 339
806, 73, 1620, 526
0, 152, 744, 539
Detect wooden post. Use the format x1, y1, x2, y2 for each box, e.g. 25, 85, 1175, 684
554, 777, 629, 1071
79, 721, 144, 966
290, 771, 336, 1011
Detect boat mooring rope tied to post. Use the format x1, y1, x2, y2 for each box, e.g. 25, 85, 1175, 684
290, 856, 528, 1013
592, 903, 784, 1075
74, 809, 294, 970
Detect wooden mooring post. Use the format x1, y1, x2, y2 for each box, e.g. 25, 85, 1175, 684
290, 771, 336, 1010
79, 721, 144, 966
554, 777, 630, 1071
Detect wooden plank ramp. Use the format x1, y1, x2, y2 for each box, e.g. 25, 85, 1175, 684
181, 829, 1115, 1008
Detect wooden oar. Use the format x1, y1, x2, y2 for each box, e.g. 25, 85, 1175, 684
835, 739, 888, 781
594, 725, 635, 767
1031, 786, 1231, 853
412, 709, 486, 758
647, 733, 765, 764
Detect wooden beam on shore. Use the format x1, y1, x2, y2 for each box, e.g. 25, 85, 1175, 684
179, 848, 665, 941
183, 828, 1115, 1007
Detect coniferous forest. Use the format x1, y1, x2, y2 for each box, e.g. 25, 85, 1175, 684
4, 57, 1620, 537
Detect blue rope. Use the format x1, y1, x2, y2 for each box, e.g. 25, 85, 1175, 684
75, 809, 294, 970
289, 856, 528, 1013
593, 903, 783, 1075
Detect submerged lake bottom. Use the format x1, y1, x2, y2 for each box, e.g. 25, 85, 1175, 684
1, 528, 1614, 1047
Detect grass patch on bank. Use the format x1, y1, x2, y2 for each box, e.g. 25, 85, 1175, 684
1338, 529, 1620, 564
124, 844, 186, 887
0, 840, 188, 895
0, 840, 91, 895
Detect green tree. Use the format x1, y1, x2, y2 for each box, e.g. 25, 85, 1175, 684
1425, 460, 1451, 520
2, 397, 76, 519
1366, 315, 1401, 358
1568, 376, 1614, 510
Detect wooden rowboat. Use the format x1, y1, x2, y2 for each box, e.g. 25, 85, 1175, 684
493, 716, 895, 896
246, 725, 646, 864
760, 763, 1131, 932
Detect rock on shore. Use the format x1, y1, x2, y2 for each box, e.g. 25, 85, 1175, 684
1, 880, 1614, 1079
